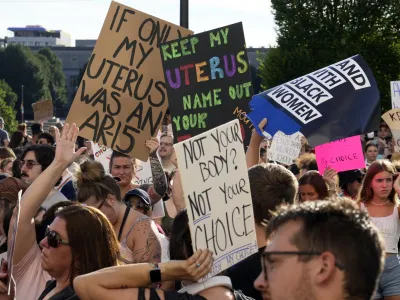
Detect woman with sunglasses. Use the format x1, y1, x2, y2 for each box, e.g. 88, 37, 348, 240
12, 123, 120, 300
73, 210, 251, 300
75, 160, 162, 265
357, 160, 400, 299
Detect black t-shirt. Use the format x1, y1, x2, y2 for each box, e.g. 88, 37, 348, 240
225, 247, 265, 300
38, 280, 79, 300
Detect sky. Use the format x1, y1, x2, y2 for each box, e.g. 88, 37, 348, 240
0, 0, 277, 47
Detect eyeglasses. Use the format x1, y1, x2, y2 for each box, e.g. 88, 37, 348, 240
20, 160, 40, 169
45, 226, 70, 248
160, 142, 173, 147
260, 250, 344, 279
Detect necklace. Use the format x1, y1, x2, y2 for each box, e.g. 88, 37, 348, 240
370, 200, 390, 206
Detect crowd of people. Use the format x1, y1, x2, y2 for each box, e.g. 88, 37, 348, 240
0, 114, 397, 300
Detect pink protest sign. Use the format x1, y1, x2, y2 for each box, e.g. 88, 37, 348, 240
315, 135, 365, 173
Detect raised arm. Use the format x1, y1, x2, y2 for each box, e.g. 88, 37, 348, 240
146, 138, 168, 204
246, 118, 267, 169
73, 250, 213, 300
130, 219, 162, 264
14, 124, 85, 264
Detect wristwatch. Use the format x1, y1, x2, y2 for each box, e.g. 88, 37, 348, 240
149, 263, 161, 283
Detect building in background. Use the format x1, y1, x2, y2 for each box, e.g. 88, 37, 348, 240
2, 26, 269, 115
7, 25, 72, 47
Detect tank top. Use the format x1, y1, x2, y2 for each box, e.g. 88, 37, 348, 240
361, 203, 400, 253
119, 215, 150, 264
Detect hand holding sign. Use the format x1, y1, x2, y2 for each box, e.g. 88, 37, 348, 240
247, 55, 380, 147
323, 166, 338, 190
145, 138, 160, 154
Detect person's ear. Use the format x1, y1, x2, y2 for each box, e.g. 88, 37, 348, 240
107, 194, 117, 206
312, 252, 337, 285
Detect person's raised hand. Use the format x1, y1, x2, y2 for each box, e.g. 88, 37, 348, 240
323, 166, 338, 190
54, 123, 86, 167
145, 137, 160, 154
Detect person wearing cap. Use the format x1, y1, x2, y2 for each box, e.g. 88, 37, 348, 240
0, 118, 9, 147
339, 169, 364, 199
124, 188, 169, 262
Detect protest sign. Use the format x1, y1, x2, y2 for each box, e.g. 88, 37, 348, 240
160, 22, 254, 145
174, 119, 257, 280
391, 81, 400, 109
382, 109, 400, 151
66, 1, 192, 162
268, 131, 302, 165
92, 142, 113, 173
247, 55, 381, 147
315, 136, 365, 173
32, 99, 53, 122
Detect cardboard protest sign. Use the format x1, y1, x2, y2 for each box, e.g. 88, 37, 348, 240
315, 136, 365, 173
391, 81, 400, 109
32, 99, 53, 122
247, 55, 381, 147
268, 131, 302, 165
66, 1, 192, 162
160, 22, 254, 145
382, 109, 400, 151
174, 119, 257, 280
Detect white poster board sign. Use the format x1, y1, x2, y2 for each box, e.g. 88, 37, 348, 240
174, 120, 257, 281
268, 131, 303, 165
391, 81, 400, 109
92, 142, 113, 173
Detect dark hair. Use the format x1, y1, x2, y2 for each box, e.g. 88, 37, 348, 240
248, 163, 298, 224
75, 160, 121, 203
12, 159, 21, 178
298, 171, 329, 202
55, 204, 120, 286
9, 131, 24, 149
0, 147, 16, 160
109, 151, 136, 171
37, 132, 55, 145
365, 143, 378, 153
21, 144, 55, 171
36, 201, 76, 243
169, 209, 193, 260
17, 123, 27, 132
266, 199, 385, 300
31, 123, 43, 136
357, 160, 397, 203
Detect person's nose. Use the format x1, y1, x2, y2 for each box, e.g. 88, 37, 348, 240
254, 271, 267, 292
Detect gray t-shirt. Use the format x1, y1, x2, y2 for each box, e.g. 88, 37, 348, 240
0, 129, 9, 146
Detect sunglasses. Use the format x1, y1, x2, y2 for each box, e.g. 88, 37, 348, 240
20, 160, 40, 169
260, 250, 344, 279
45, 226, 70, 248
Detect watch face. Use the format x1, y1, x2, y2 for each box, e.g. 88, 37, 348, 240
150, 268, 161, 283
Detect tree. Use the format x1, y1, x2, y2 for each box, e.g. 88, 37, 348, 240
0, 45, 49, 119
0, 79, 17, 107
0, 87, 17, 133
259, 0, 400, 111
37, 48, 68, 110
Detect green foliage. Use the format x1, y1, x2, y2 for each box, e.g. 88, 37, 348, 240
259, 0, 400, 111
0, 45, 67, 118
0, 88, 17, 133
0, 80, 17, 107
